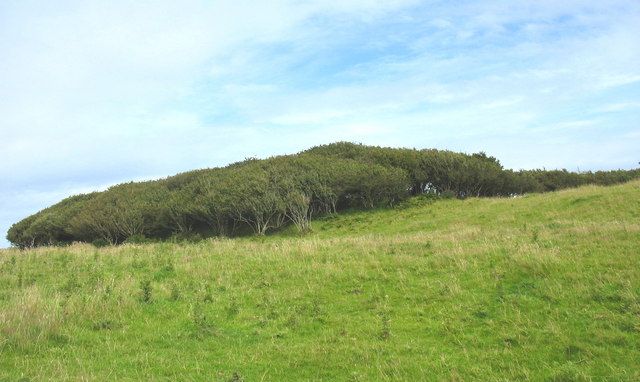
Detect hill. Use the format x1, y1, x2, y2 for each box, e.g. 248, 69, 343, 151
6, 142, 640, 248
1, 180, 639, 380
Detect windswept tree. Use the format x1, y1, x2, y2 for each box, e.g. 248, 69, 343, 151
70, 199, 121, 244
159, 186, 198, 234
70, 182, 167, 244
190, 169, 236, 236
219, 163, 295, 235
7, 142, 640, 248
266, 157, 316, 232
283, 190, 313, 232
7, 193, 99, 247
6, 215, 39, 249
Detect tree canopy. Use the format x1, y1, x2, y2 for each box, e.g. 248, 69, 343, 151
7, 142, 639, 248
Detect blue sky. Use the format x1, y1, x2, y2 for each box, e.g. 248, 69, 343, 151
1, 0, 639, 247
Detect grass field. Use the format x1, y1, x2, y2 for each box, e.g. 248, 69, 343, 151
1, 181, 639, 381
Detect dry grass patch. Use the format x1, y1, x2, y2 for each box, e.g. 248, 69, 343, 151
0, 286, 65, 351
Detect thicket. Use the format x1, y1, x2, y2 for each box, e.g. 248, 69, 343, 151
7, 142, 639, 248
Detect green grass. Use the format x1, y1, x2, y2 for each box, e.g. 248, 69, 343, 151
1, 181, 639, 381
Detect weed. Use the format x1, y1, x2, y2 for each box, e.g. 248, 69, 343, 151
92, 320, 121, 331
202, 283, 213, 303
226, 297, 239, 317
153, 263, 175, 281
169, 281, 180, 301
311, 299, 323, 318
531, 228, 540, 243
227, 372, 244, 382
140, 279, 152, 303
102, 283, 113, 301
60, 272, 79, 294
191, 302, 215, 335
379, 314, 391, 340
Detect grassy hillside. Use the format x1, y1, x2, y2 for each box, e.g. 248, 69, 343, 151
1, 181, 639, 381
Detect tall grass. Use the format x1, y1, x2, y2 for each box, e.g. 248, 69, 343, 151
0, 286, 65, 351
0, 180, 638, 380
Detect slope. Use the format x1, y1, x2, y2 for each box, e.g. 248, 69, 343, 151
0, 180, 638, 380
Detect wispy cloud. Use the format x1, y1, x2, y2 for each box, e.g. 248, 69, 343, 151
1, 0, 639, 246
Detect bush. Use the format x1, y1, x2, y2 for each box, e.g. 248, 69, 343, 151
91, 238, 109, 248
440, 190, 457, 199
397, 192, 441, 209
123, 234, 152, 245
169, 232, 202, 243
140, 280, 152, 303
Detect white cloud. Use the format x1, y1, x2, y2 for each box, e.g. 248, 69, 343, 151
1, 0, 640, 247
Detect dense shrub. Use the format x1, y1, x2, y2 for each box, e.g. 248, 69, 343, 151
122, 235, 153, 245
7, 142, 639, 248
91, 238, 109, 248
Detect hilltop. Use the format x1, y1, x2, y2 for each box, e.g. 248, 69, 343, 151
1, 180, 639, 380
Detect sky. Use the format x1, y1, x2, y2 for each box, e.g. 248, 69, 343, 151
1, 0, 639, 248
